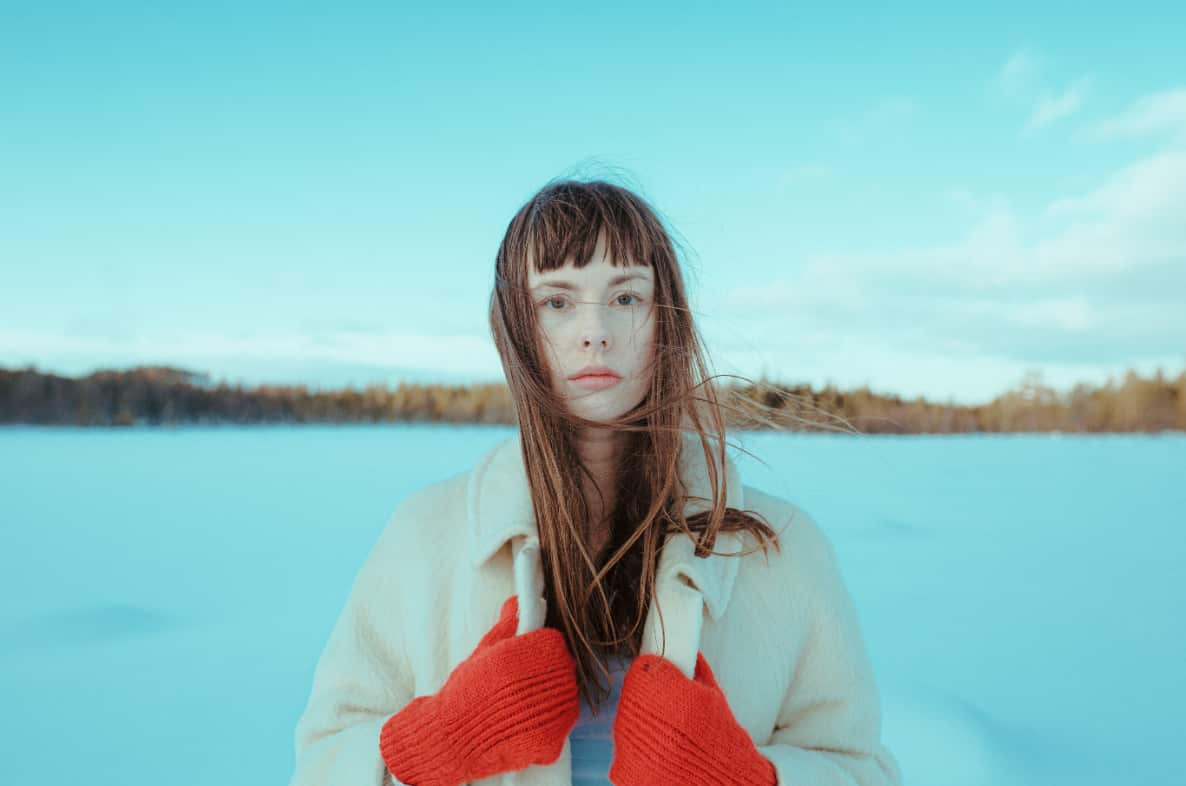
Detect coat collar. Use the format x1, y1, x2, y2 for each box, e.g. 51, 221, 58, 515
466, 430, 745, 623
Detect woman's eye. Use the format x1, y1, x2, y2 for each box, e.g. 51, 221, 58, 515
540, 293, 642, 309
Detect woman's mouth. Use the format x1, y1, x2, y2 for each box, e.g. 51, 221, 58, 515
571, 373, 622, 390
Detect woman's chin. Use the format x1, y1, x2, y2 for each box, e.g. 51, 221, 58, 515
567, 398, 645, 426
569, 408, 618, 425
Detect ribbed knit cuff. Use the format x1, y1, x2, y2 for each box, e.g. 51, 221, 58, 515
380, 694, 465, 786
611, 714, 777, 786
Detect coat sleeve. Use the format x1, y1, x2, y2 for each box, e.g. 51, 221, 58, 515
287, 506, 417, 786
754, 508, 903, 786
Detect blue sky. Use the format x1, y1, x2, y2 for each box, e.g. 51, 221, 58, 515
3, 2, 1184, 404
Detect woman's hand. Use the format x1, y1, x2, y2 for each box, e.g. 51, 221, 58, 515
380, 595, 580, 786
609, 650, 777, 786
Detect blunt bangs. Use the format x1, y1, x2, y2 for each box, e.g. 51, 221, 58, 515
522, 181, 661, 274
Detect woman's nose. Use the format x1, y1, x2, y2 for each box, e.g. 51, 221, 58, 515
580, 304, 611, 349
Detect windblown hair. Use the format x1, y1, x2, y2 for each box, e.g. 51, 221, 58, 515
488, 178, 781, 715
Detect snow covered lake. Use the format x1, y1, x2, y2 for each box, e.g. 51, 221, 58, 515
1, 424, 1183, 785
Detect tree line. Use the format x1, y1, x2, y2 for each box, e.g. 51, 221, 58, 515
1, 363, 1183, 433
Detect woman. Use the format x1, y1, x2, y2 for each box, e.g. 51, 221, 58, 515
288, 180, 902, 786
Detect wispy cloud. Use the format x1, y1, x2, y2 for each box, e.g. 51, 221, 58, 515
1025, 76, 1092, 131
1045, 147, 1186, 223
1084, 87, 1186, 142
707, 99, 1186, 400
729, 142, 1186, 292
992, 50, 1091, 134
995, 48, 1041, 97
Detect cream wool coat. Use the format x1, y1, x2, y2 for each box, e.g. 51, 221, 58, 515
289, 432, 903, 786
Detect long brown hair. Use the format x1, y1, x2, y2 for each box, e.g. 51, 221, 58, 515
488, 178, 781, 714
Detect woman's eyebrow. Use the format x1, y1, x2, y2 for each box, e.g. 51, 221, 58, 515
531, 273, 652, 292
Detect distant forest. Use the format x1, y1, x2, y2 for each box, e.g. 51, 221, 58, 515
1, 363, 1184, 433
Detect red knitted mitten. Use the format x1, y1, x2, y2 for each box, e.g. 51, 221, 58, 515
379, 595, 580, 786
609, 650, 777, 786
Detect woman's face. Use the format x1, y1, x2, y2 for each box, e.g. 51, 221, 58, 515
527, 235, 656, 423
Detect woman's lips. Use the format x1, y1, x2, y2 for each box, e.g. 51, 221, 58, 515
571, 374, 622, 390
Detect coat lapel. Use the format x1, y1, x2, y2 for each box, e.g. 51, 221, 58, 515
464, 430, 745, 786
466, 430, 745, 657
